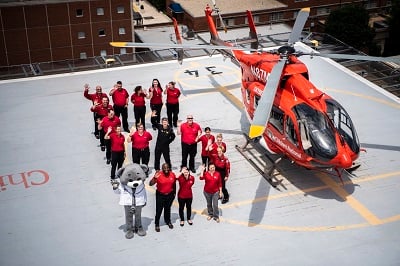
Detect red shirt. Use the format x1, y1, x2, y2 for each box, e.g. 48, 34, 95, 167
154, 172, 176, 194
84, 90, 108, 104
100, 116, 121, 133
198, 134, 215, 156
180, 122, 201, 145
130, 131, 152, 149
91, 104, 113, 117
111, 88, 129, 107
200, 171, 221, 194
131, 92, 146, 107
177, 174, 195, 199
149, 87, 163, 104
209, 142, 227, 157
165, 88, 181, 104
109, 133, 125, 152
210, 154, 231, 178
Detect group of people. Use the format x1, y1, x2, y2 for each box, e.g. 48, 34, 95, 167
84, 80, 232, 231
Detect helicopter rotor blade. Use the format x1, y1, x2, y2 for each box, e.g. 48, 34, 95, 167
301, 52, 400, 64
288, 7, 310, 45
110, 42, 257, 52
249, 59, 286, 139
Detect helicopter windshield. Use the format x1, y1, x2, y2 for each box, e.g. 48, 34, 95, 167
293, 103, 337, 161
325, 99, 360, 154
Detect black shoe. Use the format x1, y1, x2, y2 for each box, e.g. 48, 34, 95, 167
101, 146, 105, 151
124, 128, 130, 133
152, 125, 157, 130
95, 134, 100, 139
106, 159, 111, 164
155, 226, 160, 232
173, 124, 178, 128
190, 169, 196, 173
168, 223, 174, 229
222, 198, 229, 204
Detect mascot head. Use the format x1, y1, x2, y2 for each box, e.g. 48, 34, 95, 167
116, 163, 149, 189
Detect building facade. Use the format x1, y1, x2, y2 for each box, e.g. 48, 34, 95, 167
0, 0, 133, 66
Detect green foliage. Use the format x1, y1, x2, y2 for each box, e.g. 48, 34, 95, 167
325, 5, 375, 51
383, 0, 400, 56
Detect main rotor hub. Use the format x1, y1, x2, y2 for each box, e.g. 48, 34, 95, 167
278, 45, 296, 56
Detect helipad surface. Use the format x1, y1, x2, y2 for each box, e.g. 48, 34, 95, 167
0, 50, 399, 265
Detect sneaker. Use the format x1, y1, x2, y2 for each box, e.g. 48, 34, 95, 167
136, 227, 146, 236
125, 230, 134, 239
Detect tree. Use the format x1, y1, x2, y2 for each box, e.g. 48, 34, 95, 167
383, 0, 400, 56
325, 5, 375, 52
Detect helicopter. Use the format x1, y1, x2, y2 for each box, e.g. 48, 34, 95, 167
110, 3, 400, 180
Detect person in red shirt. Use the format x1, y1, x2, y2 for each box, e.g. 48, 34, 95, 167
196, 127, 215, 167
148, 78, 163, 130
149, 163, 176, 232
105, 126, 125, 188
164, 81, 181, 128
178, 115, 202, 173
208, 133, 227, 157
91, 97, 113, 149
109, 81, 130, 132
199, 163, 222, 222
130, 85, 150, 129
176, 166, 195, 226
98, 109, 121, 164
127, 123, 152, 166
83, 84, 108, 139
210, 147, 231, 204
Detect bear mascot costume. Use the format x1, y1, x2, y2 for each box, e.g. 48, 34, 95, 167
113, 163, 149, 239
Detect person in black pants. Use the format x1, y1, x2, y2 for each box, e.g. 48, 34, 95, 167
109, 81, 130, 132
149, 163, 176, 232
154, 117, 176, 171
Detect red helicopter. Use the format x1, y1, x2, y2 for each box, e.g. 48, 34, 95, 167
111, 3, 400, 180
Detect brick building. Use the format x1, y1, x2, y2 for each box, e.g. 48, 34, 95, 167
0, 0, 134, 66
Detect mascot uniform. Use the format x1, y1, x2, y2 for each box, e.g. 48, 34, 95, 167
114, 163, 149, 239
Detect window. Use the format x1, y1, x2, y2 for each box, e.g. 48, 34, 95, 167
78, 32, 85, 39
222, 18, 235, 27
76, 9, 83, 17
117, 6, 125, 14
285, 116, 298, 146
118, 27, 126, 35
270, 12, 283, 22
97, 7, 104, 16
269, 107, 284, 133
316, 7, 330, 16
100, 50, 107, 56
80, 52, 87, 59
245, 15, 259, 24
120, 48, 127, 55
98, 29, 105, 37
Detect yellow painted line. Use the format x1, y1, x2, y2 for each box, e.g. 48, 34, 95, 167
316, 172, 383, 225
325, 88, 400, 109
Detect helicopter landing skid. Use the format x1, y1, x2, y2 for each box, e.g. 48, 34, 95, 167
235, 134, 284, 189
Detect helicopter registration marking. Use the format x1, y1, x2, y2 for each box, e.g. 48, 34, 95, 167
267, 130, 302, 159
251, 65, 270, 83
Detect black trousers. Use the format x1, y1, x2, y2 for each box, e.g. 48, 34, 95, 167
132, 147, 150, 166
181, 142, 197, 171
114, 105, 129, 131
133, 105, 146, 128
155, 191, 174, 226
150, 103, 163, 127
166, 103, 179, 127
110, 151, 124, 179
93, 113, 99, 136
178, 197, 193, 221
105, 139, 111, 160
154, 146, 171, 171
216, 167, 229, 200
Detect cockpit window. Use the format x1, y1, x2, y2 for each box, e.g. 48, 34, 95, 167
293, 103, 337, 161
325, 99, 360, 153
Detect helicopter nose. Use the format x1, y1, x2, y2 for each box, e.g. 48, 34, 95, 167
339, 153, 353, 169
